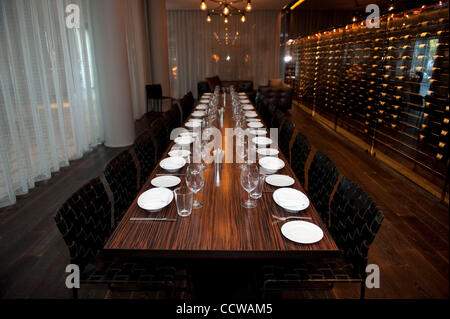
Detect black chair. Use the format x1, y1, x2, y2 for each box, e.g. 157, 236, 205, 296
279, 120, 295, 163
263, 103, 276, 128
261, 177, 384, 299
54, 177, 176, 299
146, 84, 172, 113
307, 151, 339, 226
134, 131, 157, 189
290, 132, 311, 186
163, 104, 181, 139
272, 109, 285, 129
149, 117, 169, 160
180, 92, 194, 122
104, 150, 138, 227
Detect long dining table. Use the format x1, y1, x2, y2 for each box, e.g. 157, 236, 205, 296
104, 93, 340, 266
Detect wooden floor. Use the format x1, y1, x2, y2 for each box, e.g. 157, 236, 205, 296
0, 106, 448, 299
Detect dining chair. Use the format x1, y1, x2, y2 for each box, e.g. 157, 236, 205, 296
308, 151, 339, 225
266, 103, 277, 127
134, 131, 157, 189
54, 177, 177, 299
104, 150, 138, 227
261, 177, 383, 299
163, 103, 182, 138
272, 109, 285, 129
278, 120, 295, 163
263, 103, 277, 128
149, 116, 169, 160
290, 132, 311, 187
146, 84, 172, 113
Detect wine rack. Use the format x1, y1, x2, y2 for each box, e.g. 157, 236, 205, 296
285, 2, 449, 198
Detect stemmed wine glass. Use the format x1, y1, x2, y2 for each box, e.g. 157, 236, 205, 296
240, 163, 259, 208
186, 163, 205, 209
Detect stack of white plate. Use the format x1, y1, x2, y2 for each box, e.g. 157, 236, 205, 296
248, 121, 264, 128
137, 187, 174, 212
281, 221, 323, 244
252, 136, 272, 146
160, 156, 186, 172
175, 135, 194, 146
151, 175, 181, 188
249, 128, 267, 136
257, 148, 279, 157
185, 121, 201, 130
259, 156, 284, 174
191, 111, 206, 118
245, 111, 258, 118
273, 187, 310, 212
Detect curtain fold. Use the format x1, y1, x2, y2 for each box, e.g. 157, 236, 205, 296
0, 0, 104, 208
167, 10, 281, 98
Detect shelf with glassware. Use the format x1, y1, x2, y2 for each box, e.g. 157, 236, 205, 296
285, 2, 449, 199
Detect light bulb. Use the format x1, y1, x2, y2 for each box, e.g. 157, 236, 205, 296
224, 16, 228, 24
223, 5, 229, 15
201, 0, 207, 11
246, 0, 252, 12
207, 14, 211, 22
241, 14, 246, 23
352, 16, 356, 22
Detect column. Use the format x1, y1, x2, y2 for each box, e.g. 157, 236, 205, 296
147, 0, 171, 110
90, 0, 135, 147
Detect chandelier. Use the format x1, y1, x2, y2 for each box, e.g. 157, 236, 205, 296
201, 0, 252, 24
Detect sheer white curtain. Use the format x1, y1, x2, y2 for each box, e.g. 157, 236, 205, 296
167, 10, 281, 98
0, 0, 103, 208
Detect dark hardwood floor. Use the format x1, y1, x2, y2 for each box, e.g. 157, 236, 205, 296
0, 107, 448, 299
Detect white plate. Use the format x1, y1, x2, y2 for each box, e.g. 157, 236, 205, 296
243, 106, 254, 110
185, 121, 201, 129
247, 118, 261, 122
203, 93, 213, 96
265, 174, 294, 187
159, 156, 186, 172
245, 111, 258, 118
196, 105, 207, 110
137, 187, 174, 212
189, 118, 203, 123
249, 129, 267, 136
168, 149, 191, 158
252, 136, 272, 146
259, 156, 285, 173
273, 187, 310, 212
199, 99, 210, 104
281, 221, 324, 244
151, 175, 181, 188
258, 148, 279, 157
175, 136, 194, 145
191, 111, 206, 118
248, 121, 264, 128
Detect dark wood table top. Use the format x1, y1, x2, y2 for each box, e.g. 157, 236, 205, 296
104, 94, 340, 259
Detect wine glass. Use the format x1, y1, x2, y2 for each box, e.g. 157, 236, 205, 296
186, 163, 205, 209
240, 164, 259, 208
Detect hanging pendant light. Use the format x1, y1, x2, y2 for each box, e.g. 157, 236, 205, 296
224, 16, 229, 24
200, 0, 207, 11
241, 14, 246, 23
207, 13, 212, 22
246, 0, 252, 12
223, 5, 229, 16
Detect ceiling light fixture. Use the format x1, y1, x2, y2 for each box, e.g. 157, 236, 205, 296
246, 0, 252, 12
290, 0, 306, 10
200, 0, 207, 11
203, 1, 253, 24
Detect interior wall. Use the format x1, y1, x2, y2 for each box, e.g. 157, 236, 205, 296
166, 10, 281, 98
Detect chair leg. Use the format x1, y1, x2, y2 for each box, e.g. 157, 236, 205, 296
72, 288, 78, 299
360, 280, 365, 299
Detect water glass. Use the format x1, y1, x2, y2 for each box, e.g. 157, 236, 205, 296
250, 174, 265, 200
240, 164, 259, 208
174, 186, 193, 217
186, 163, 205, 209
